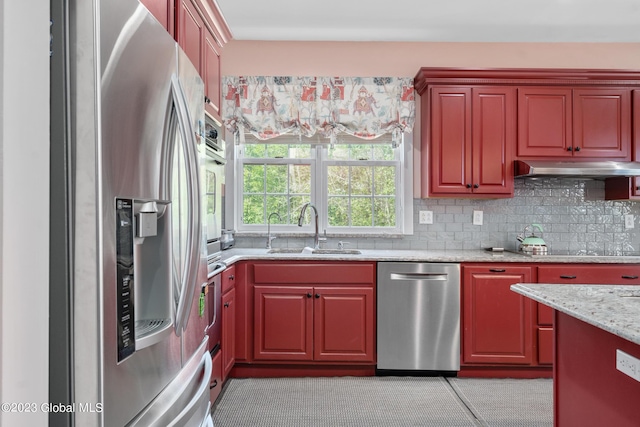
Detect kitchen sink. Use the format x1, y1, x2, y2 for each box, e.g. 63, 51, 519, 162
267, 247, 362, 255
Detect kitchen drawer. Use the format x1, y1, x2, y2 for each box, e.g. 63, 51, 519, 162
537, 264, 640, 285
222, 265, 236, 294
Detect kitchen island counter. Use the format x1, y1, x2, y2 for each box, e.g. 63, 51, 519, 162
511, 283, 640, 345
511, 283, 640, 427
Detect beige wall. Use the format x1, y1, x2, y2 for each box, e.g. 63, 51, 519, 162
221, 41, 640, 76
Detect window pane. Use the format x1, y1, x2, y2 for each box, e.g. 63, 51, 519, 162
327, 145, 349, 160
290, 145, 312, 159
351, 166, 372, 196
243, 165, 265, 193
350, 144, 371, 160
373, 144, 395, 160
374, 166, 395, 196
374, 197, 396, 227
266, 196, 288, 223
290, 164, 311, 194
351, 197, 373, 226
243, 195, 264, 224
244, 144, 266, 158
265, 165, 287, 193
266, 144, 288, 158
290, 196, 311, 224
327, 165, 349, 195
327, 196, 349, 226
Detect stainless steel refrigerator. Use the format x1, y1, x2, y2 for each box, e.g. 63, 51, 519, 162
50, 0, 213, 425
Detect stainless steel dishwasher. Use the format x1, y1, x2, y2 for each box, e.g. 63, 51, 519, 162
377, 262, 461, 373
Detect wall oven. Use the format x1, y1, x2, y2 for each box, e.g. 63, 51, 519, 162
203, 115, 225, 262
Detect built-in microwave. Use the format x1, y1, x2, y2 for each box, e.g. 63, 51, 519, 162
203, 115, 225, 260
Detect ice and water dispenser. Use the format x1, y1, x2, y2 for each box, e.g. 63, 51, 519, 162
116, 198, 174, 362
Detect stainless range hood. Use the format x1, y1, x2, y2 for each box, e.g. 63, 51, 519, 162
515, 160, 640, 179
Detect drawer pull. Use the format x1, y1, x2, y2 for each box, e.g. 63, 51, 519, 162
560, 275, 577, 279
489, 269, 506, 273
621, 275, 639, 280
224, 302, 230, 308
228, 275, 235, 281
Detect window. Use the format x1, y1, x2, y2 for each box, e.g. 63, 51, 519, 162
233, 133, 412, 235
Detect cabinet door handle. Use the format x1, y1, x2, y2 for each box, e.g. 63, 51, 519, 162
224, 302, 230, 308
315, 293, 320, 299
622, 275, 639, 279
210, 379, 218, 390
466, 184, 472, 188
567, 146, 573, 151
229, 275, 234, 281
574, 146, 581, 151
473, 184, 479, 188
307, 292, 312, 298
489, 268, 506, 273
559, 275, 577, 279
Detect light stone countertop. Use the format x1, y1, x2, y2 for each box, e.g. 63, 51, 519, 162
220, 248, 640, 265
511, 283, 640, 346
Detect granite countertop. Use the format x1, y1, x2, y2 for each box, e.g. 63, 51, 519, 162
220, 248, 640, 265
511, 283, 640, 346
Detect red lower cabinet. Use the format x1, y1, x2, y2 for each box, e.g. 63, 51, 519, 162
221, 287, 236, 380
537, 327, 553, 365
253, 286, 314, 361
253, 285, 375, 363
462, 264, 534, 365
313, 287, 374, 362
250, 262, 376, 366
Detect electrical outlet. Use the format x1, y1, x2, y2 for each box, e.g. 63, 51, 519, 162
472, 210, 483, 226
419, 210, 433, 224
625, 214, 635, 229
616, 349, 640, 382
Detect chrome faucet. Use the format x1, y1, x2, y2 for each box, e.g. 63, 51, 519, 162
297, 202, 321, 250
266, 212, 281, 249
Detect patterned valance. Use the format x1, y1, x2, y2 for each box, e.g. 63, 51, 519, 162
221, 76, 415, 145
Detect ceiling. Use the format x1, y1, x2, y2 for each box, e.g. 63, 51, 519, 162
215, 0, 640, 43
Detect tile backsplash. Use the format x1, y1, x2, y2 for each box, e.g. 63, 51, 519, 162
235, 178, 640, 255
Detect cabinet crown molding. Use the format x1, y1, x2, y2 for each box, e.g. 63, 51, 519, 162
414, 67, 640, 95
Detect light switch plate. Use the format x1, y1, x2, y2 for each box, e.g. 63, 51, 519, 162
473, 210, 483, 226
625, 214, 634, 229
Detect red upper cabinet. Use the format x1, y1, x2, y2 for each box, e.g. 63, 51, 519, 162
177, 0, 203, 73
140, 0, 175, 36
518, 87, 572, 157
203, 31, 222, 118
605, 90, 640, 200
427, 86, 514, 197
573, 89, 631, 158
176, 0, 226, 121
518, 87, 631, 159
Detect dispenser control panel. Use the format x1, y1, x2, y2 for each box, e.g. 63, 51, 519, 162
116, 198, 135, 362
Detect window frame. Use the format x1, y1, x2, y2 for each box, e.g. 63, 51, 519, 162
230, 133, 413, 236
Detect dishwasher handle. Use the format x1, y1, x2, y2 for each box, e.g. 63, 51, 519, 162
389, 272, 449, 281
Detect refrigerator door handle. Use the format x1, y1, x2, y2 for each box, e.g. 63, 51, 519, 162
171, 74, 203, 334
